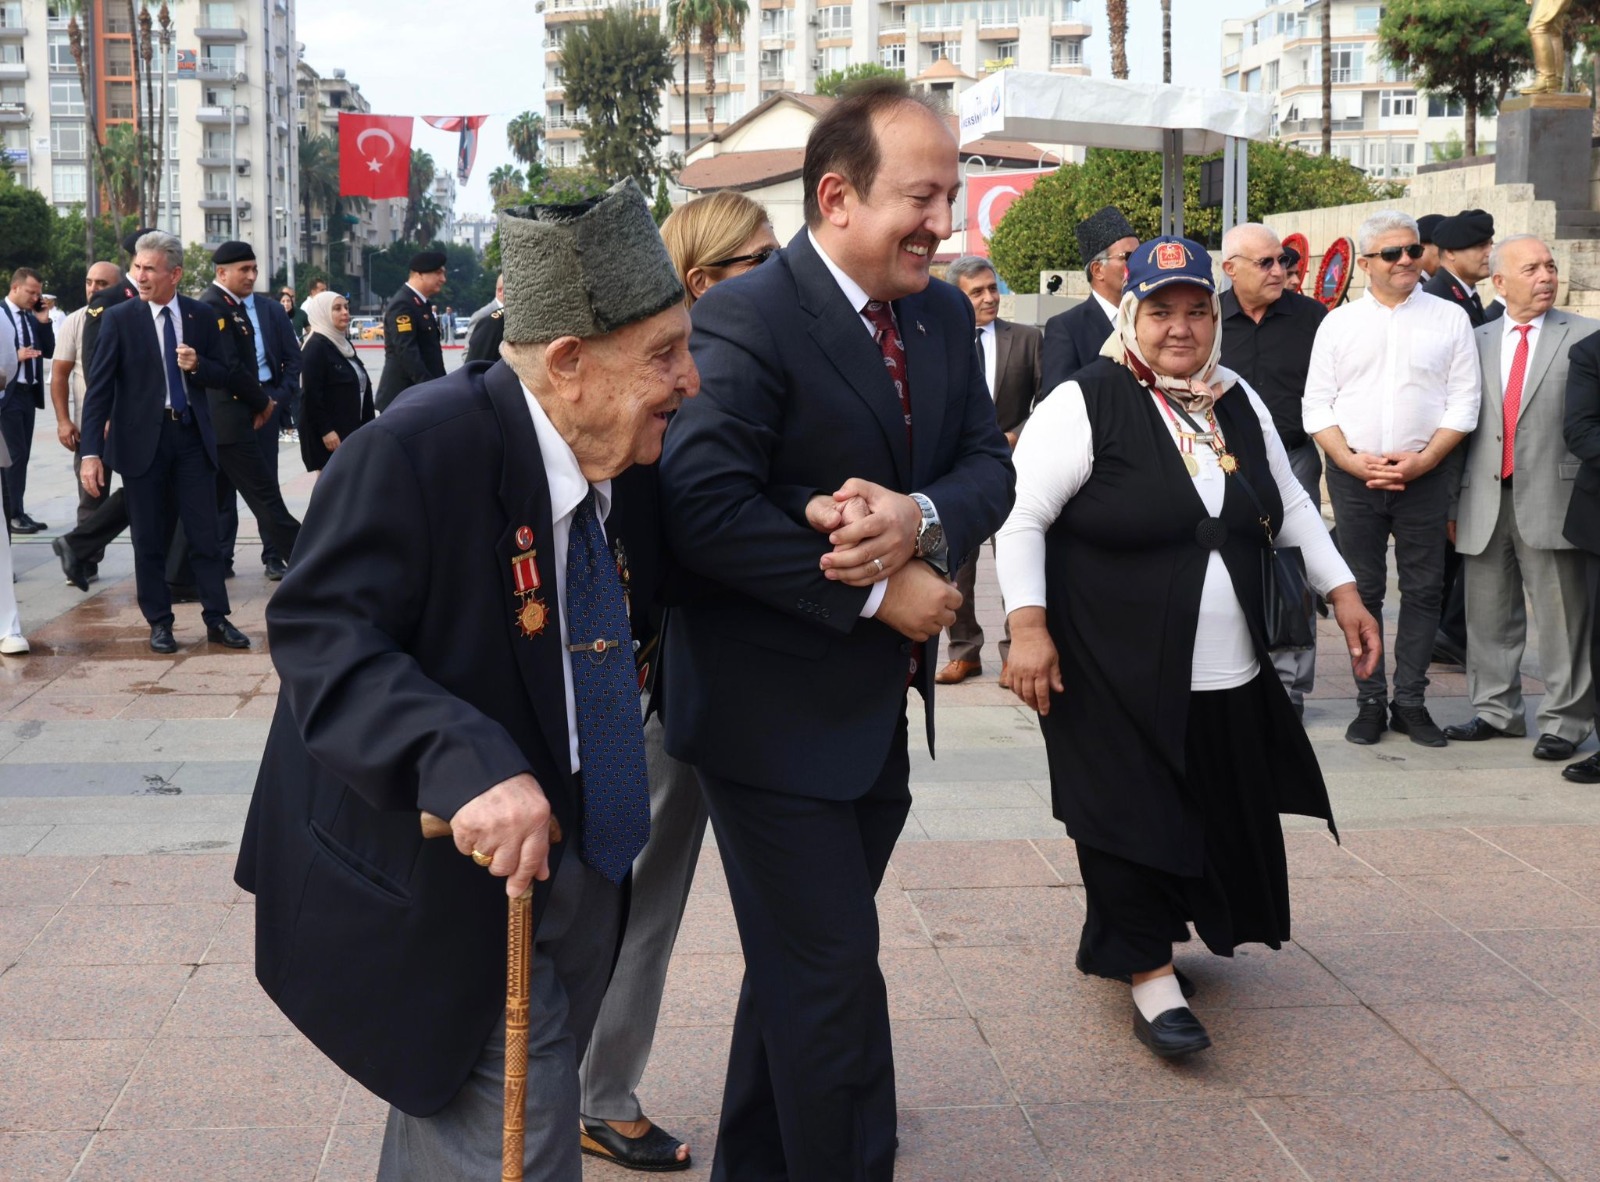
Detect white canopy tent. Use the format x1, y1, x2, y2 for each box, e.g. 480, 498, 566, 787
957, 72, 1275, 240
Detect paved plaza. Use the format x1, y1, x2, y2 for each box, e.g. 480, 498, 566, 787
1, 391, 1599, 1180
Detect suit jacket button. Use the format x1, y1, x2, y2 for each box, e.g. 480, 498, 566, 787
900, 641, 912, 653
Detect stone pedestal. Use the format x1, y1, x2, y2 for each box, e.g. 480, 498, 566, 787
1495, 96, 1595, 212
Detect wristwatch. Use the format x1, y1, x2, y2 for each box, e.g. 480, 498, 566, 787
909, 493, 948, 576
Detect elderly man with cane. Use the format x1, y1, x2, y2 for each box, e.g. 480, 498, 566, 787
235, 180, 698, 1181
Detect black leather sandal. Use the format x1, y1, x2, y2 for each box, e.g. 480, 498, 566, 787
580, 1117, 692, 1172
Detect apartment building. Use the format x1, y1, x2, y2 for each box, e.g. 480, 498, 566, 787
1221, 0, 1499, 182
3, 0, 298, 275
541, 0, 1092, 168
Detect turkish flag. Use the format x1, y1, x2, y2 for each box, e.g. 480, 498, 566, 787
339, 113, 413, 200
963, 171, 1045, 258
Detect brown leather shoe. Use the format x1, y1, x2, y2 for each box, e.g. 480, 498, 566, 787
935, 659, 982, 684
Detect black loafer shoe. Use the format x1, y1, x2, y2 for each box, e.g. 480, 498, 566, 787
149, 624, 178, 654
1346, 696, 1388, 745
1442, 716, 1519, 742
205, 620, 250, 649
1390, 702, 1447, 748
1431, 633, 1466, 667
1563, 752, 1600, 784
8, 516, 41, 535
264, 559, 287, 582
1133, 1006, 1212, 1058
52, 537, 88, 593
1534, 734, 1578, 762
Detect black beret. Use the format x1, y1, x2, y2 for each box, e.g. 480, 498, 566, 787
211, 240, 256, 265
1416, 213, 1444, 244
1076, 206, 1137, 268
121, 227, 158, 256
1282, 245, 1302, 270
409, 250, 448, 274
1433, 208, 1494, 251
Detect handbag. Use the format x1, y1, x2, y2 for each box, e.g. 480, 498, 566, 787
1156, 390, 1315, 652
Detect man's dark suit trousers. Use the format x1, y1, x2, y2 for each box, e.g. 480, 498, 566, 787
124, 416, 230, 628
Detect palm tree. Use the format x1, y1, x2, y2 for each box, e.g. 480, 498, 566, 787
666, 0, 702, 153
416, 196, 445, 246
1161, 0, 1171, 83
489, 164, 525, 202
402, 149, 437, 242
506, 111, 545, 168
101, 123, 143, 224
61, 0, 115, 257
298, 131, 340, 267
1106, 0, 1128, 79
697, 0, 747, 134
1320, 0, 1332, 156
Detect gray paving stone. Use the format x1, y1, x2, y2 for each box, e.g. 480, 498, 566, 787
909, 747, 1050, 783
915, 807, 1066, 841
0, 795, 250, 828
908, 781, 1044, 810
167, 762, 261, 796
0, 763, 183, 798
0, 826, 48, 855
27, 823, 243, 857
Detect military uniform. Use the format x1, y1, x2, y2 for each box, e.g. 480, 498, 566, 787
375, 285, 445, 411
464, 305, 504, 365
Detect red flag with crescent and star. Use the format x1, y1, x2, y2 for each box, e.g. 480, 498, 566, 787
338, 113, 413, 200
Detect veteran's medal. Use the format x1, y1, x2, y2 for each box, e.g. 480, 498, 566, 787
1182, 453, 1200, 477
511, 532, 548, 639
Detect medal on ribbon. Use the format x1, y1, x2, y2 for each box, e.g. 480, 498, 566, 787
511, 529, 548, 639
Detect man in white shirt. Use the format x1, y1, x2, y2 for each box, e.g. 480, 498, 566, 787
1303, 209, 1481, 747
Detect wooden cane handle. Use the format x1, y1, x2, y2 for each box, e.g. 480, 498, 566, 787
502, 889, 532, 1181
418, 812, 563, 843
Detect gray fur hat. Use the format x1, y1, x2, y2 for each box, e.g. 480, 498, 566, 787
1076, 205, 1137, 266
499, 179, 684, 343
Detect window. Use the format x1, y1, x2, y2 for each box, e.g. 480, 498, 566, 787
1050, 37, 1081, 66
760, 48, 787, 78
50, 121, 84, 155
881, 43, 906, 70
1, 83, 26, 104
204, 130, 232, 152
979, 0, 1019, 25
1426, 94, 1465, 118
822, 45, 849, 72
52, 163, 86, 203
928, 41, 960, 66
106, 81, 134, 119
0, 2, 21, 29
47, 33, 73, 71
1224, 70, 1240, 91
1321, 43, 1364, 84
49, 78, 84, 116
1353, 5, 1382, 33
2, 127, 24, 151
0, 43, 21, 65
1379, 90, 1415, 118
817, 5, 851, 35
994, 39, 1018, 60
760, 8, 789, 37
106, 42, 133, 75
201, 2, 238, 25
1243, 68, 1261, 92
203, 45, 238, 72
1264, 60, 1278, 91
47, 1, 69, 27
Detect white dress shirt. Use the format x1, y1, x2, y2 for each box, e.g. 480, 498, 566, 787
4, 296, 37, 387
520, 381, 613, 774
1499, 311, 1546, 394
148, 296, 183, 408
1091, 290, 1121, 326
1302, 286, 1480, 453
996, 370, 1353, 691
977, 321, 997, 399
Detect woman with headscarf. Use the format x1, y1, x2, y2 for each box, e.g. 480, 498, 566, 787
297, 291, 372, 473
996, 238, 1381, 1058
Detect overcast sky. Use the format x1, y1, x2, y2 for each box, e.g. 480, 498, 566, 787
296, 0, 1266, 218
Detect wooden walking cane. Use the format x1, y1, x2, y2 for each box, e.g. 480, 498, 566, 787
421, 811, 562, 1182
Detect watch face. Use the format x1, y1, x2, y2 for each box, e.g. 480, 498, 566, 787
918, 522, 944, 556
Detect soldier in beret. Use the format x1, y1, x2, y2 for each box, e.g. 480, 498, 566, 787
1416, 213, 1444, 283
375, 249, 448, 411
236, 179, 699, 1181
1424, 209, 1501, 328
465, 300, 505, 365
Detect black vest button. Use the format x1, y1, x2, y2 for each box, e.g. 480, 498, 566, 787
1195, 517, 1229, 551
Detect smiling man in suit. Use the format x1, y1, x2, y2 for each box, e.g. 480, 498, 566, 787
79, 231, 250, 653
660, 78, 1014, 1180
937, 253, 1040, 684
1445, 235, 1597, 763
235, 180, 698, 1182
1039, 205, 1138, 397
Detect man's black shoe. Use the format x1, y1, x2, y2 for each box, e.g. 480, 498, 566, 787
223, 564, 236, 579
1133, 1007, 1212, 1058
149, 624, 178, 654
206, 620, 250, 649
84, 564, 98, 584
168, 583, 199, 604
1563, 753, 1600, 784
51, 537, 88, 593
1431, 633, 1466, 667
1442, 716, 1520, 742
264, 558, 287, 582
8, 516, 42, 534
1346, 697, 1388, 745
1391, 702, 1447, 747
1534, 734, 1578, 762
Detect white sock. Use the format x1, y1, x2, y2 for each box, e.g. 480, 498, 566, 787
1131, 972, 1188, 1022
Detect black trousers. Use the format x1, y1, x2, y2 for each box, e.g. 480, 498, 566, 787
1588, 553, 1600, 730
123, 416, 229, 628
209, 434, 300, 570
71, 449, 113, 566
698, 715, 910, 1182
0, 390, 38, 519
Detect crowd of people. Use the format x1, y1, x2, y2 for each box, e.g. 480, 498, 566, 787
1, 73, 1596, 1182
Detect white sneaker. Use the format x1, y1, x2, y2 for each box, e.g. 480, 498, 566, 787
0, 634, 29, 655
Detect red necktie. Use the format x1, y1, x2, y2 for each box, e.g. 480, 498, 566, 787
1502, 324, 1531, 480
861, 300, 912, 456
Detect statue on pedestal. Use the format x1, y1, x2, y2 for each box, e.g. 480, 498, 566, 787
1522, 0, 1580, 96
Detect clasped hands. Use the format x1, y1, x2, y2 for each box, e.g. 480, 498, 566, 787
1342, 448, 1434, 491
804, 478, 961, 643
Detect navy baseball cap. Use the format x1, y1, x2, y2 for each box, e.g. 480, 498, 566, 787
1124, 236, 1215, 300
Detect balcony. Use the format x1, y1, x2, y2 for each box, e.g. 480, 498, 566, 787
197, 104, 248, 124
0, 100, 23, 122
879, 20, 905, 33
199, 195, 250, 211
1277, 117, 1366, 134
0, 63, 24, 80
544, 116, 578, 130
0, 20, 22, 40
200, 150, 249, 170
196, 61, 245, 82
195, 16, 247, 41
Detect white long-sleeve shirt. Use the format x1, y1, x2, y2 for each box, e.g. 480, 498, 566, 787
1301, 286, 1480, 454
995, 371, 1353, 691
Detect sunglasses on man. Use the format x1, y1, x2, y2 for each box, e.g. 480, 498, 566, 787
1359, 244, 1425, 263
1227, 253, 1294, 272
706, 247, 777, 270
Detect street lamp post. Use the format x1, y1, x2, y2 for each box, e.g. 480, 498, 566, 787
229, 92, 238, 240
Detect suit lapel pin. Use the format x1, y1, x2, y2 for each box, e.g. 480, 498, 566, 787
915, 321, 926, 334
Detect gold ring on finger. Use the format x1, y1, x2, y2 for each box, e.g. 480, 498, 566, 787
471, 849, 493, 867
872, 557, 884, 574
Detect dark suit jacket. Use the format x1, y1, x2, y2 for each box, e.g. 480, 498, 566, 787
235, 359, 585, 1115
297, 334, 373, 471
197, 285, 271, 445
1, 302, 54, 408
990, 317, 1042, 434
80, 295, 233, 477
1423, 268, 1502, 328
252, 293, 303, 399
1563, 330, 1600, 554
659, 230, 1014, 798
375, 285, 445, 411
1040, 294, 1114, 398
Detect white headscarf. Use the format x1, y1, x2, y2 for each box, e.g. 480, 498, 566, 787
304, 290, 355, 359
1099, 286, 1234, 414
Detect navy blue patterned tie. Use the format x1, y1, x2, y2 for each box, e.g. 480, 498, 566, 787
565, 489, 649, 884
160, 307, 189, 419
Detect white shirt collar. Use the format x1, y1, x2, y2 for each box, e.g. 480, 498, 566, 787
518, 381, 612, 526
147, 294, 178, 319
1091, 290, 1121, 324
4, 297, 23, 316
978, 320, 995, 338
404, 282, 428, 304
808, 228, 875, 322
1504, 311, 1546, 336
1362, 284, 1424, 312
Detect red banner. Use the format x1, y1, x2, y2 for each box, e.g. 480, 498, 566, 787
339, 113, 413, 200
422, 115, 489, 185
964, 171, 1044, 258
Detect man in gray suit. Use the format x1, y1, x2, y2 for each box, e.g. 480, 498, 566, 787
1444, 235, 1597, 759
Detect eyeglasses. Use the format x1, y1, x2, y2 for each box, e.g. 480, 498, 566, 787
706, 247, 776, 270
1227, 253, 1293, 271
1360, 244, 1426, 263
1097, 252, 1133, 266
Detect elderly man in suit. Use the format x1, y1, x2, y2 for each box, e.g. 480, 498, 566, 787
1040, 205, 1137, 397
660, 79, 1014, 1180
935, 253, 1040, 684
79, 231, 251, 653
235, 180, 698, 1181
1444, 235, 1596, 760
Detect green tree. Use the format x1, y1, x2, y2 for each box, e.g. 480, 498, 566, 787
667, 0, 699, 154
402, 149, 437, 242
1377, 0, 1531, 156
694, 0, 747, 134
561, 5, 676, 187
489, 164, 526, 203
298, 131, 341, 268
0, 175, 54, 276
652, 174, 673, 225
179, 241, 215, 296
814, 62, 901, 96
987, 143, 1401, 293
100, 123, 144, 225
507, 111, 545, 168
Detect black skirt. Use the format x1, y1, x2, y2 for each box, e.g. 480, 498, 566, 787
1073, 671, 1298, 979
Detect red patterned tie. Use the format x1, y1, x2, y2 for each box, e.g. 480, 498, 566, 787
862, 300, 912, 455
1502, 324, 1531, 480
